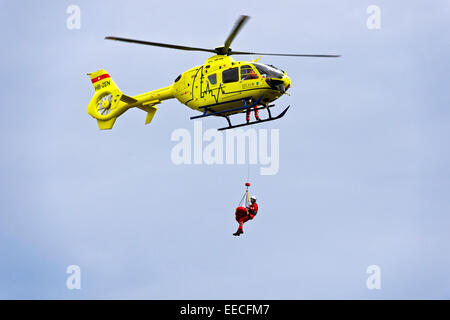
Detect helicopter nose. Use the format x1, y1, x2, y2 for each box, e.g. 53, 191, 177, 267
266, 76, 291, 94
276, 76, 291, 94
283, 75, 291, 91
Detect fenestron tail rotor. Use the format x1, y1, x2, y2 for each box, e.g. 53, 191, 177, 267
97, 94, 114, 116
105, 15, 340, 58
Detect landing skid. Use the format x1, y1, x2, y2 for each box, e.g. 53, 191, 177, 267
218, 105, 290, 131
189, 95, 290, 131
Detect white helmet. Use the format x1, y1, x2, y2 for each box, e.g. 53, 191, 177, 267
250, 196, 257, 201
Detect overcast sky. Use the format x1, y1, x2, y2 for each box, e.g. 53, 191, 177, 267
0, 0, 449, 299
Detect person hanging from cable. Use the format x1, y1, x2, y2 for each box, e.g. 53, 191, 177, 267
233, 195, 258, 236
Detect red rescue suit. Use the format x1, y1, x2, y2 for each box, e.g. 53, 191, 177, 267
235, 202, 258, 234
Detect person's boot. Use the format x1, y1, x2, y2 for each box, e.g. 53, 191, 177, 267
233, 228, 243, 236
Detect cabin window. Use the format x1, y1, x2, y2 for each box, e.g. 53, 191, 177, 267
208, 73, 217, 85
241, 65, 258, 80
222, 67, 239, 83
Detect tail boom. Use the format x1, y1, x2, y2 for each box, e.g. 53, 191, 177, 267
87, 69, 174, 129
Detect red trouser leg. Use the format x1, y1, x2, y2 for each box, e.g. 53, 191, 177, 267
238, 215, 253, 230
254, 107, 260, 120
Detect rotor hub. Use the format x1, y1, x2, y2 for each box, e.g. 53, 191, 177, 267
214, 46, 232, 56
102, 99, 110, 108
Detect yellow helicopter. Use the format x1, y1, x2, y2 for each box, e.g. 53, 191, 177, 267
86, 15, 339, 131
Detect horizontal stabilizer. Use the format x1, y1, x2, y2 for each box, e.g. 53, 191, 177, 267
120, 94, 138, 104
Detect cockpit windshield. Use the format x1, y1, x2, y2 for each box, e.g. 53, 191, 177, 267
252, 63, 284, 79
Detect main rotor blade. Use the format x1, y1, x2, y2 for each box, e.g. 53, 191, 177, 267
105, 36, 217, 54
230, 50, 341, 58
223, 15, 250, 53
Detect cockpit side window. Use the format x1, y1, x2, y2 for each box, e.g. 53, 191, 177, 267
252, 63, 284, 79
208, 73, 217, 85
240, 65, 258, 80
222, 67, 239, 83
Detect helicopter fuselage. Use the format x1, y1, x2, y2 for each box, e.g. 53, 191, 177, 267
172, 55, 291, 115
